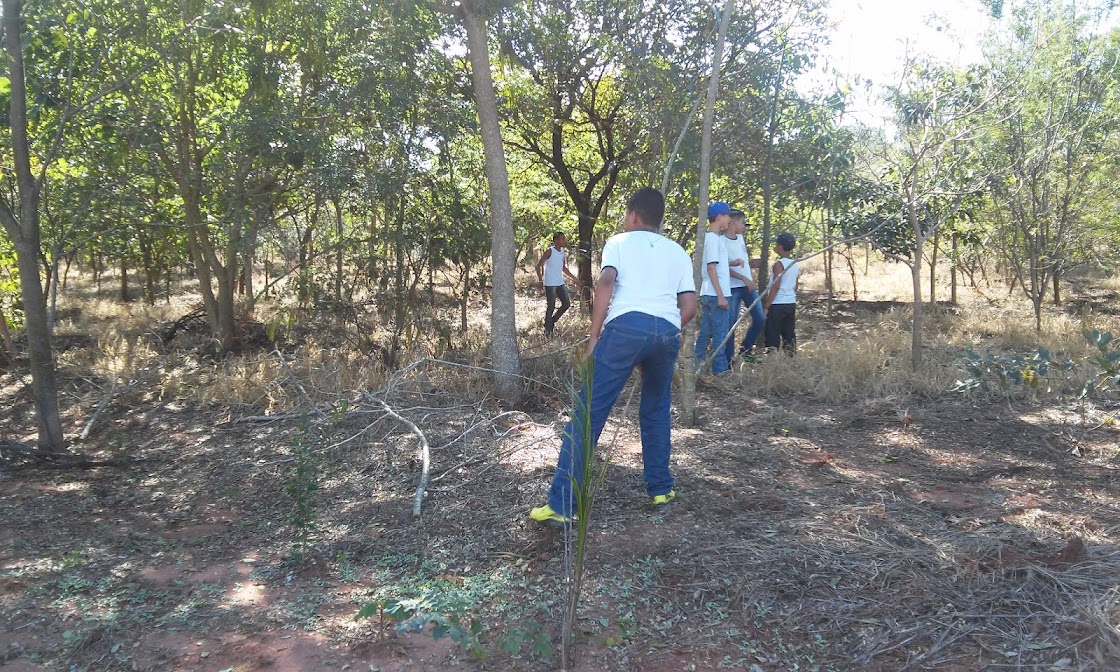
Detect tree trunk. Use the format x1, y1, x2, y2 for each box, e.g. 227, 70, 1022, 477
299, 197, 319, 307
1052, 264, 1061, 306
928, 228, 939, 308
950, 233, 958, 305
904, 179, 924, 372
334, 197, 344, 303
0, 0, 66, 449
681, 0, 734, 429
461, 0, 521, 401
120, 256, 130, 303
461, 260, 470, 334
757, 49, 786, 295
910, 253, 923, 372
0, 304, 16, 361
46, 242, 62, 334
845, 249, 858, 301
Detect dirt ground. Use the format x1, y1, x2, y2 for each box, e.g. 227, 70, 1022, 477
2, 286, 1120, 672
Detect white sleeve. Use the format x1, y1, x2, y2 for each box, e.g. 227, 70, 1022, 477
702, 232, 719, 265
677, 251, 696, 293
601, 236, 619, 271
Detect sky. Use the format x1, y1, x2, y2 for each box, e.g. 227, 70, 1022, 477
806, 0, 998, 127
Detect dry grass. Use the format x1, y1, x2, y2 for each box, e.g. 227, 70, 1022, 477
1098, 273, 1120, 292
740, 328, 957, 402
40, 262, 1119, 413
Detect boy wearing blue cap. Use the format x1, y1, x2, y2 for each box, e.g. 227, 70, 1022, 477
694, 201, 732, 374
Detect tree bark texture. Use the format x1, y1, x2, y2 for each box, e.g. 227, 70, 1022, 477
757, 49, 786, 295
462, 0, 522, 401
0, 0, 66, 449
681, 0, 734, 428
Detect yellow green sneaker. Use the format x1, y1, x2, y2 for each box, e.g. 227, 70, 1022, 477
651, 490, 676, 506
529, 504, 571, 526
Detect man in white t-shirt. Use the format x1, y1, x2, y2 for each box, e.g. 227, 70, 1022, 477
531, 187, 698, 525
722, 209, 765, 363
535, 232, 579, 336
694, 201, 732, 374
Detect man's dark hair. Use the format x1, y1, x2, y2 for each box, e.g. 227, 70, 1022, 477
776, 231, 796, 251
626, 187, 665, 230
729, 209, 746, 222
552, 231, 565, 241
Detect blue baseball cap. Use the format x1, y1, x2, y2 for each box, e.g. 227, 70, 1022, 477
707, 201, 731, 219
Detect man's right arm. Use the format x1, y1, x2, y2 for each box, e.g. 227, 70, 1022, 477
677, 292, 698, 327
587, 268, 616, 353
535, 248, 550, 285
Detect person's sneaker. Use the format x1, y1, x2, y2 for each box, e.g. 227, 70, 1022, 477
529, 504, 570, 526
651, 490, 676, 506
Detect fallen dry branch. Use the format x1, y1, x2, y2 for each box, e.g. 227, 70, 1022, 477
79, 379, 119, 441
365, 395, 431, 518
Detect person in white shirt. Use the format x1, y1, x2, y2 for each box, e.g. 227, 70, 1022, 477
722, 210, 765, 362
762, 231, 800, 353
694, 201, 732, 374
530, 187, 698, 525
535, 232, 580, 337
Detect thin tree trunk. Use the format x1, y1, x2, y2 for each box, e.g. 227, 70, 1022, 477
845, 249, 858, 301
904, 179, 924, 372
950, 233, 958, 305
1052, 264, 1061, 306
461, 260, 470, 334
461, 0, 521, 401
0, 304, 16, 360
910, 253, 923, 371
334, 197, 344, 303
928, 228, 939, 308
757, 48, 787, 295
120, 256, 130, 303
0, 0, 66, 449
682, 0, 734, 429
47, 241, 62, 333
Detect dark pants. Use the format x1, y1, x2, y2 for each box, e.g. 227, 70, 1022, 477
544, 285, 571, 335
764, 303, 796, 353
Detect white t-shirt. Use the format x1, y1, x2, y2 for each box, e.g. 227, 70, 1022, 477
601, 230, 695, 329
542, 246, 565, 287
722, 234, 752, 288
770, 257, 800, 305
699, 231, 731, 298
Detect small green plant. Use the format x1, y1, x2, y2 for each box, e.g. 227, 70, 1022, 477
356, 588, 485, 659
286, 413, 320, 559
1082, 330, 1120, 397
953, 345, 1071, 394
61, 549, 85, 568
495, 622, 554, 658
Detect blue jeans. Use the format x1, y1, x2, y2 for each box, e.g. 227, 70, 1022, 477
725, 287, 765, 362
546, 312, 681, 517
695, 295, 730, 374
